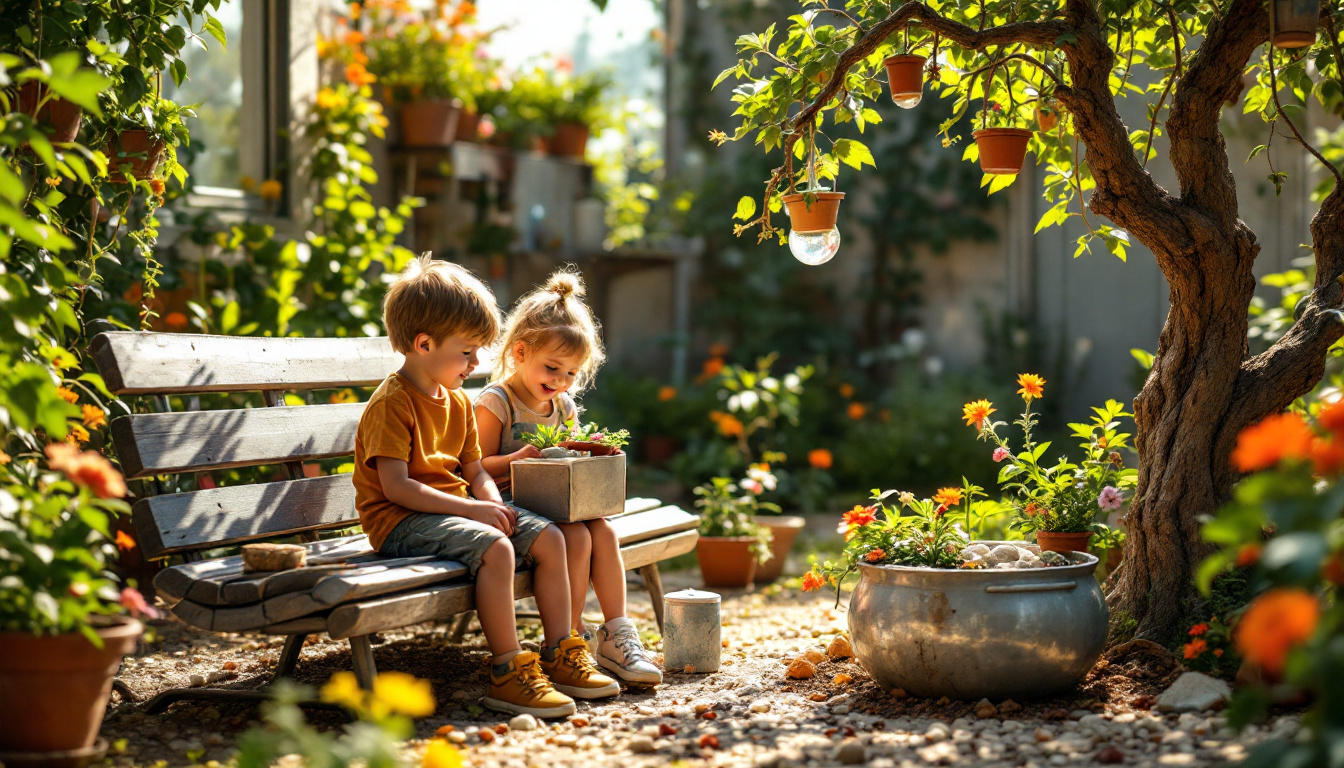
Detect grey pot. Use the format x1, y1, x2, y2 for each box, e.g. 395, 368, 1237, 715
847, 545, 1106, 700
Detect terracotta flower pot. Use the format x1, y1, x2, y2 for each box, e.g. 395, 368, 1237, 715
457, 110, 481, 142
558, 440, 619, 456
399, 99, 461, 147
883, 54, 926, 108
1035, 106, 1060, 132
1272, 0, 1319, 48
972, 128, 1033, 175
17, 82, 83, 143
1036, 530, 1094, 553
696, 536, 758, 588
755, 515, 806, 584
640, 435, 680, 466
782, 191, 845, 234
549, 122, 589, 158
0, 616, 142, 752
109, 130, 166, 181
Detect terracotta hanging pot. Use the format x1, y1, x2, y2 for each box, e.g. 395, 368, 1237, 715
1036, 530, 1094, 554
399, 99, 461, 147
1272, 0, 1319, 48
1035, 104, 1060, 132
696, 536, 758, 588
549, 122, 589, 158
972, 128, 1033, 175
0, 616, 142, 752
781, 191, 845, 233
16, 82, 83, 143
883, 54, 926, 108
109, 129, 166, 181
456, 110, 481, 142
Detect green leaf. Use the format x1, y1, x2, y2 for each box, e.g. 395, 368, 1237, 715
734, 196, 757, 221
832, 138, 875, 170
1246, 144, 1267, 163
203, 15, 228, 48
1130, 348, 1155, 371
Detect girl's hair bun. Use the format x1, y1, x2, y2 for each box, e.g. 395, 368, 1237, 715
545, 270, 585, 300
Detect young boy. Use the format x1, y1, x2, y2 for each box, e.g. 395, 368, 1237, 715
353, 255, 619, 718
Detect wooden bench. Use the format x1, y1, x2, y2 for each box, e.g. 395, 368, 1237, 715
91, 331, 698, 713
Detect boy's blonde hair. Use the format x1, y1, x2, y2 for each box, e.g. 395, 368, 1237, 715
383, 254, 501, 354
493, 267, 605, 393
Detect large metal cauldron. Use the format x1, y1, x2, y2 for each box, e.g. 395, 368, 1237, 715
847, 546, 1106, 700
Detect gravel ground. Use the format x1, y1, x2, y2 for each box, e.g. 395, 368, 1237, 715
99, 570, 1298, 768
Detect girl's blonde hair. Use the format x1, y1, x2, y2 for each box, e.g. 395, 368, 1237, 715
492, 268, 605, 393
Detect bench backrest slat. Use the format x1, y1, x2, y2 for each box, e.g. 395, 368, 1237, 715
132, 474, 358, 559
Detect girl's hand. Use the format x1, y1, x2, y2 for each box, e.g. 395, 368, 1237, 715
512, 444, 543, 461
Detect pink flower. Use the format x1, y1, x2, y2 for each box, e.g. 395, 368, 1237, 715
1098, 486, 1124, 512
590, 433, 605, 441
120, 587, 159, 620
992, 447, 1011, 462
742, 478, 764, 495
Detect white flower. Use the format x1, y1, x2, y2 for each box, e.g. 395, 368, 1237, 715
784, 373, 801, 391
898, 491, 915, 507
742, 478, 764, 495
761, 377, 779, 392
747, 465, 777, 492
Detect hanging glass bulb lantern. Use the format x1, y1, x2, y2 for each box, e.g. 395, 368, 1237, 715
884, 55, 926, 109
781, 145, 844, 266
787, 227, 842, 265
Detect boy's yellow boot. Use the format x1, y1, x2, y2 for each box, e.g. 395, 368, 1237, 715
540, 632, 621, 699
482, 651, 577, 718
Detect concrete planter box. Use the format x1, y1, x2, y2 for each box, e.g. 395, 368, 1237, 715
510, 453, 626, 523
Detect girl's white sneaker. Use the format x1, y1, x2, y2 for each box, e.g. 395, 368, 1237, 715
595, 617, 663, 685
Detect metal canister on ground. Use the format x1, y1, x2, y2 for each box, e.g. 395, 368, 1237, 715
661, 589, 721, 673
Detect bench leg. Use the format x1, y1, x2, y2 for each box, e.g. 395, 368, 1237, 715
141, 633, 347, 715
638, 564, 666, 634
349, 635, 377, 690
448, 611, 475, 643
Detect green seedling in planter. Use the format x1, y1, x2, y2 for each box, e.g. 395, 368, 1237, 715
568, 421, 631, 450
518, 422, 573, 451
694, 477, 776, 562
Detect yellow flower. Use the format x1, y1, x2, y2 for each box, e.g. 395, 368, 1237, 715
320, 671, 367, 711
422, 740, 462, 768
316, 88, 347, 111
82, 404, 106, 429
259, 179, 283, 200
1016, 373, 1046, 402
56, 386, 79, 404
707, 129, 728, 146
239, 176, 257, 192
372, 671, 436, 718
961, 399, 995, 429
329, 389, 359, 404
66, 424, 90, 444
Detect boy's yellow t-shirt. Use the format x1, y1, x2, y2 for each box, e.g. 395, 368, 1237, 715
353, 372, 482, 550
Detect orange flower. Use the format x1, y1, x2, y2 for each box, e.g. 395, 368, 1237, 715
45, 443, 128, 499
658, 386, 677, 402
1318, 399, 1344, 434
808, 448, 833, 470
1016, 373, 1046, 402
839, 383, 855, 399
865, 549, 886, 563
1311, 436, 1344, 476
165, 311, 189, 330
962, 399, 995, 429
801, 569, 825, 592
345, 62, 376, 86
149, 178, 165, 195
847, 402, 867, 420
1235, 543, 1262, 568
933, 487, 963, 508
343, 30, 365, 46
714, 413, 743, 438
1231, 412, 1313, 472
115, 530, 137, 551
1235, 588, 1320, 675
1096, 436, 1108, 448
66, 424, 90, 444
57, 386, 79, 404
81, 404, 106, 429
701, 356, 725, 379
1214, 649, 1224, 657
0, 450, 9, 465
842, 505, 877, 530
1183, 639, 1208, 660
259, 179, 283, 200
708, 342, 730, 358
1188, 623, 1209, 637
1024, 502, 1044, 518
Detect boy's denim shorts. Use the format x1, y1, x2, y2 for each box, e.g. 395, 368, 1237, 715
378, 505, 552, 576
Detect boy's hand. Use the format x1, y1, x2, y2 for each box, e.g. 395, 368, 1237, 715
512, 444, 543, 461
464, 499, 516, 535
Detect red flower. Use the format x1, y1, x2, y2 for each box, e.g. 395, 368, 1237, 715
1183, 639, 1208, 659
865, 549, 887, 563
120, 588, 159, 620
841, 505, 878, 529
1188, 623, 1209, 637
801, 569, 825, 592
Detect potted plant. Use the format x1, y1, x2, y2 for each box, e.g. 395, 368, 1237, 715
693, 477, 776, 588
15, 80, 83, 143
107, 96, 191, 182
972, 101, 1033, 175
882, 32, 929, 110
560, 421, 631, 457
739, 462, 806, 584
548, 70, 612, 159
803, 487, 1107, 700
965, 376, 1137, 553
0, 443, 153, 755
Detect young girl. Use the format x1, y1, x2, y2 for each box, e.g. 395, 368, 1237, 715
475, 269, 662, 687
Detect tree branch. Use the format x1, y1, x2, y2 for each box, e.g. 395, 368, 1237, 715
1167, 0, 1267, 218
